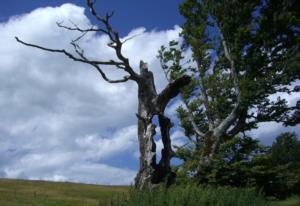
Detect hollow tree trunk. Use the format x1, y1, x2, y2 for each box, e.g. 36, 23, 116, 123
134, 82, 157, 188
134, 61, 190, 189
134, 61, 159, 189
135, 107, 176, 189
135, 112, 157, 189
152, 115, 176, 185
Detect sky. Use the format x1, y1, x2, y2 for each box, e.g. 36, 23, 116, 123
0, 0, 184, 35
0, 1, 299, 185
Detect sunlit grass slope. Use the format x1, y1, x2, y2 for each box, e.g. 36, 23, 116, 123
0, 178, 129, 206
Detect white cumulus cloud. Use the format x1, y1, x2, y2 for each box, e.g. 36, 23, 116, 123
0, 3, 182, 185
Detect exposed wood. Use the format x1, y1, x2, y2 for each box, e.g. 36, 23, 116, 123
157, 75, 191, 112
135, 62, 190, 189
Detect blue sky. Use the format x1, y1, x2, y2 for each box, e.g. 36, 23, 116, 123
0, 1, 299, 185
0, 0, 184, 35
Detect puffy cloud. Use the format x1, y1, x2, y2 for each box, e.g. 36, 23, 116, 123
0, 3, 183, 185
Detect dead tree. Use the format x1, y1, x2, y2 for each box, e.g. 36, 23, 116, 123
15, 0, 190, 189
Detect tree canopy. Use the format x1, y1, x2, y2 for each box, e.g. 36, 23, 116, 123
159, 0, 300, 158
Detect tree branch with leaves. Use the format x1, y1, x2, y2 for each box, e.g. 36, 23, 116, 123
158, 0, 300, 162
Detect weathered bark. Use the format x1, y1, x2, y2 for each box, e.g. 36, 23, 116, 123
134, 61, 191, 189
153, 114, 176, 186
134, 61, 158, 189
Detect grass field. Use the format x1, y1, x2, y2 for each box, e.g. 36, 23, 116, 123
0, 178, 129, 206
0, 178, 299, 206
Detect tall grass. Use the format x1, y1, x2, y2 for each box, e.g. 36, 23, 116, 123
111, 185, 271, 206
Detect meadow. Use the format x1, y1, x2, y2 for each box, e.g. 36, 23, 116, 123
0, 178, 299, 206
0, 178, 128, 206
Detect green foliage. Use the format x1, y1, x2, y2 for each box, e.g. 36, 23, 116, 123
157, 0, 300, 198
158, 0, 300, 141
174, 133, 300, 199
271, 132, 300, 167
111, 185, 270, 206
157, 41, 187, 81
268, 132, 300, 196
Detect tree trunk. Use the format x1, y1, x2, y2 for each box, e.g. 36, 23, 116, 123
134, 61, 158, 190
202, 130, 234, 159
134, 61, 190, 189
153, 114, 176, 185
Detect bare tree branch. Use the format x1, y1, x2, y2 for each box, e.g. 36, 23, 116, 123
86, 0, 116, 42
121, 33, 143, 44
15, 37, 130, 84
56, 21, 103, 33
157, 75, 191, 112
15, 37, 123, 66
85, 0, 139, 80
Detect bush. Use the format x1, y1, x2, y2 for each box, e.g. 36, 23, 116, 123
176, 134, 300, 199
110, 185, 270, 206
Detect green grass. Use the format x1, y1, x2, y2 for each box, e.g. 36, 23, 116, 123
0, 178, 299, 206
111, 185, 271, 206
0, 178, 129, 206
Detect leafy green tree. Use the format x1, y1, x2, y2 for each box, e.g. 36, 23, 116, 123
158, 0, 300, 160
248, 133, 300, 198
269, 132, 300, 196
271, 132, 300, 167
175, 136, 267, 186
175, 134, 300, 199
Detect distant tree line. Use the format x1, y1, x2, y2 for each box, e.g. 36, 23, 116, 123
175, 132, 300, 198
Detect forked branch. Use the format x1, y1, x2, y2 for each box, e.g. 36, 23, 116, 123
15, 37, 130, 84
211, 24, 243, 139
85, 0, 138, 80
157, 75, 191, 112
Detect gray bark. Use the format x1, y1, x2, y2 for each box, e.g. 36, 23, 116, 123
134, 61, 190, 189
